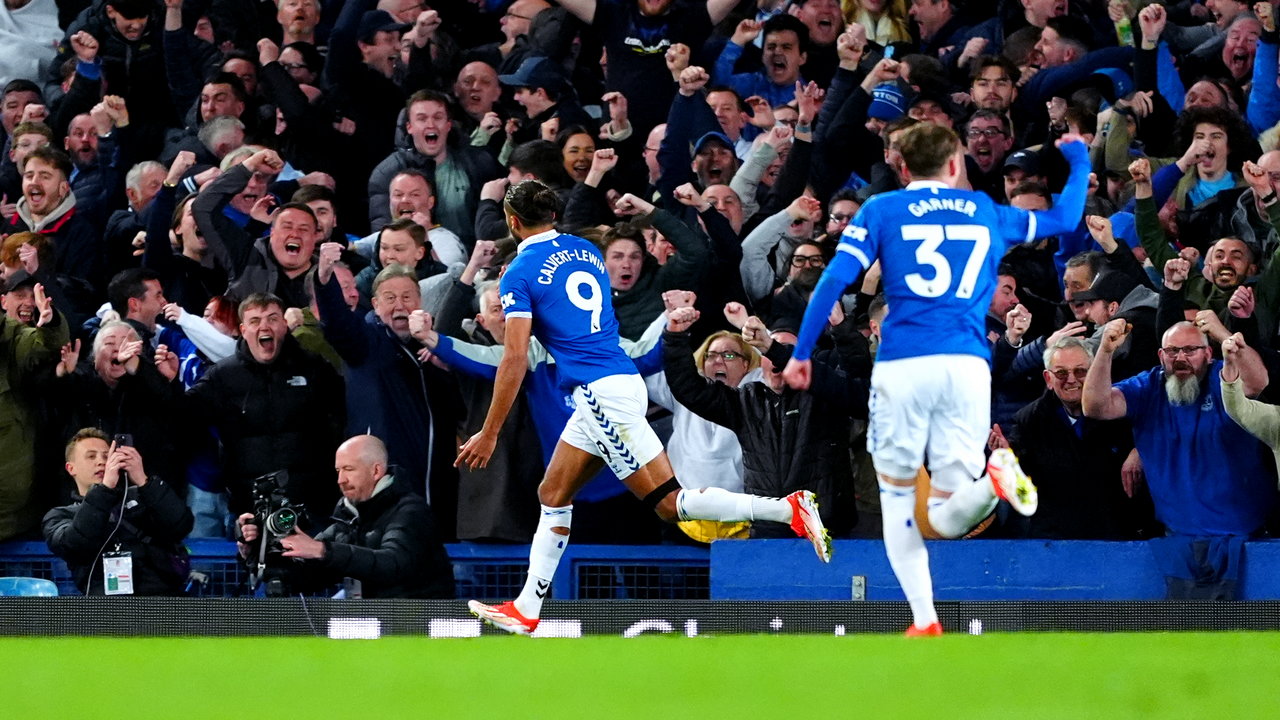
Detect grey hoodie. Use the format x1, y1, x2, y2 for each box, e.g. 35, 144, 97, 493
17, 188, 77, 233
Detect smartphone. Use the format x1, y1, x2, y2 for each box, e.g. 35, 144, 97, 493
113, 433, 133, 448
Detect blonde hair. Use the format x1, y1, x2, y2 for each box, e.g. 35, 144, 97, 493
692, 330, 760, 375
841, 0, 911, 45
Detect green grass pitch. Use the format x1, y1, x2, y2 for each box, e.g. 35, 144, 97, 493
8, 632, 1280, 719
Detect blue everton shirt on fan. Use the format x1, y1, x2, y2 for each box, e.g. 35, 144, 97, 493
500, 230, 636, 387
1116, 361, 1276, 536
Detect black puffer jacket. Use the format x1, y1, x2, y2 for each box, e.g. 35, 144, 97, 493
42, 479, 194, 595
303, 479, 455, 599
53, 0, 175, 155
663, 328, 868, 537
185, 335, 345, 526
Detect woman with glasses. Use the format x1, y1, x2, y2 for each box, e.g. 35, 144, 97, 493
643, 325, 759, 542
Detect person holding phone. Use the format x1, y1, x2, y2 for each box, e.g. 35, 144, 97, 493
42, 428, 194, 596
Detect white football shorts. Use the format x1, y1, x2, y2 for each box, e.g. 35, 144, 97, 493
561, 373, 664, 480
867, 354, 990, 484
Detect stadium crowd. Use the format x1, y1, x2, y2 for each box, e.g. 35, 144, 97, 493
2, 0, 1279, 597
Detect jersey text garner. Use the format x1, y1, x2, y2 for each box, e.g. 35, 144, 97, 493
538, 249, 607, 285
907, 197, 978, 218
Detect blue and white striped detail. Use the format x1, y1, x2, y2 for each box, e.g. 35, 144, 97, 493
580, 385, 642, 474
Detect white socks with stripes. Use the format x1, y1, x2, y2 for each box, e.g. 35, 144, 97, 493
513, 504, 572, 619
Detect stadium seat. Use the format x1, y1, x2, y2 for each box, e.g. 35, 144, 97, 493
0, 577, 58, 597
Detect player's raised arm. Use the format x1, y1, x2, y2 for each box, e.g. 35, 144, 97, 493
456, 316, 531, 469
1027, 134, 1092, 239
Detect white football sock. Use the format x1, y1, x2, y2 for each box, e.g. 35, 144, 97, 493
513, 504, 571, 619
926, 477, 997, 539
879, 479, 937, 629
676, 488, 792, 524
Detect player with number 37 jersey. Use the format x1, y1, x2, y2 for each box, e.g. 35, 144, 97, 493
500, 231, 635, 387
838, 185, 1037, 362
785, 126, 1092, 636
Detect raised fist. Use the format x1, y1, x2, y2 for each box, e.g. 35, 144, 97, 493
70, 31, 99, 63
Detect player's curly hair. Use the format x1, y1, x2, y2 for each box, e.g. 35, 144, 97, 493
504, 179, 560, 227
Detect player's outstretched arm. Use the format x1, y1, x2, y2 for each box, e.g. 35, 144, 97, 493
1031, 134, 1092, 239
456, 317, 532, 470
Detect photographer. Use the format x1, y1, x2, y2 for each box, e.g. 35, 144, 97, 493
236, 435, 454, 599
43, 429, 194, 596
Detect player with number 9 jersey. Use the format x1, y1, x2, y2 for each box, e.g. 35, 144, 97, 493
465, 181, 834, 636
499, 231, 637, 387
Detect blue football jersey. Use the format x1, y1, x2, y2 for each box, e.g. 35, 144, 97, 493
838, 181, 1036, 362
500, 230, 636, 386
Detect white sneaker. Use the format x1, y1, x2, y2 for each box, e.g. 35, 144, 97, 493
988, 448, 1038, 516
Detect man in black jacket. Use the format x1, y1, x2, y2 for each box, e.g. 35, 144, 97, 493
159, 293, 345, 529
236, 434, 454, 599
996, 336, 1153, 539
43, 428, 194, 595
316, 246, 461, 540
52, 0, 174, 159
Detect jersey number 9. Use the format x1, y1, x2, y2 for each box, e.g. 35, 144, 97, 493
566, 271, 604, 333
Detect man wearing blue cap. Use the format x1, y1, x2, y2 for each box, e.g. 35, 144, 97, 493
498, 56, 595, 145
867, 82, 910, 133
691, 131, 739, 189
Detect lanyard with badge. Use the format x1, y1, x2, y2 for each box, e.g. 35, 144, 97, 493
103, 547, 134, 595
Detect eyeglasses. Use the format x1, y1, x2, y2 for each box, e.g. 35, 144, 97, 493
705, 350, 744, 362
828, 213, 853, 224
504, 10, 533, 20
966, 127, 1007, 139
791, 255, 826, 268
1161, 345, 1206, 357
281, 62, 309, 72
1049, 368, 1089, 381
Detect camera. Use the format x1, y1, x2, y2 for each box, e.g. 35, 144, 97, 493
246, 470, 303, 596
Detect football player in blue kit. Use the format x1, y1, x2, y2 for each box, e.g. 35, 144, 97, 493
464, 181, 832, 635
783, 124, 1093, 636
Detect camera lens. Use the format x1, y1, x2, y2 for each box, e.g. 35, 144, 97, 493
266, 507, 298, 536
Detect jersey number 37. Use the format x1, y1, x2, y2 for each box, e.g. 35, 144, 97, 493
900, 224, 991, 299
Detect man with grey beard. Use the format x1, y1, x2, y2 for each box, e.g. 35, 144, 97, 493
1081, 319, 1277, 540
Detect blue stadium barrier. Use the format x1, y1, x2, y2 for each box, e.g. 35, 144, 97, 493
0, 540, 709, 599
711, 539, 1280, 600
7, 538, 1280, 600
